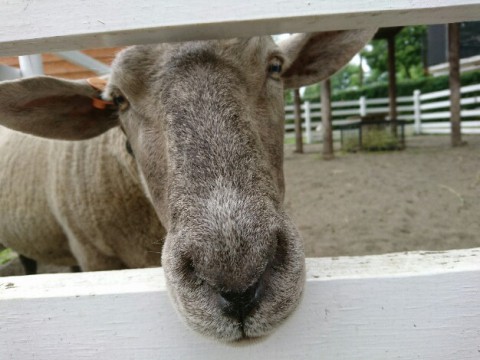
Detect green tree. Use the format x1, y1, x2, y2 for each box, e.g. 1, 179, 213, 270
363, 26, 427, 83
297, 63, 362, 102
284, 26, 428, 103
300, 62, 364, 101
331, 63, 363, 91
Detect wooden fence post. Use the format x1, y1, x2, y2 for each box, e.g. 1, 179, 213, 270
388, 35, 398, 137
359, 96, 367, 117
305, 101, 312, 144
293, 88, 303, 153
321, 79, 334, 160
448, 23, 463, 146
413, 89, 422, 134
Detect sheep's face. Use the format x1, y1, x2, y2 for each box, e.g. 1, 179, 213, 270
106, 38, 305, 341
105, 31, 375, 341
0, 30, 374, 342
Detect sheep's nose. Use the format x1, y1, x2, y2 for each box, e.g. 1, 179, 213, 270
219, 281, 263, 320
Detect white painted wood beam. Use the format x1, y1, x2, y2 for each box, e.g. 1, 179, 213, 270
1, 248, 479, 359
55, 51, 111, 75
1, 0, 480, 56
18, 55, 44, 77
0, 65, 21, 81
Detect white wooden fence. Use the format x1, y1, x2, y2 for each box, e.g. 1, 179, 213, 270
285, 84, 480, 142
1, 0, 480, 359
1, 248, 479, 359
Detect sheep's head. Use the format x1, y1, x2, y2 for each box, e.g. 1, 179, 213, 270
0, 29, 375, 341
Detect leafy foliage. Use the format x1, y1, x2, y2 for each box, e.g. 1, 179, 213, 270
330, 69, 480, 101
0, 248, 15, 265
363, 26, 427, 83
331, 63, 364, 91
285, 26, 433, 104
287, 69, 480, 104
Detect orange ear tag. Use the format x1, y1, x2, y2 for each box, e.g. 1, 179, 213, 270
91, 97, 112, 110
87, 77, 114, 110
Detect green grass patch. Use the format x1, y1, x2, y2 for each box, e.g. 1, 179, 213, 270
362, 129, 400, 151
0, 248, 16, 265
343, 128, 401, 152
284, 136, 309, 145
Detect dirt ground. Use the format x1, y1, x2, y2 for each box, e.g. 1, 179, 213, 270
283, 135, 480, 257
2, 134, 479, 276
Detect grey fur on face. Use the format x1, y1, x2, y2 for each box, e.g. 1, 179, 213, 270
0, 30, 376, 341
106, 39, 305, 340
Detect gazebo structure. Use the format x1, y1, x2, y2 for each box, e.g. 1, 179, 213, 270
319, 27, 403, 159
319, 24, 463, 159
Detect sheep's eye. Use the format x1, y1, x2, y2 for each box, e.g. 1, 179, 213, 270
268, 57, 283, 80
125, 140, 134, 157
113, 95, 129, 111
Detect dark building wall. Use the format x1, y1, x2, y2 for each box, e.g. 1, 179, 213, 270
427, 25, 447, 66
427, 21, 480, 66
461, 22, 480, 58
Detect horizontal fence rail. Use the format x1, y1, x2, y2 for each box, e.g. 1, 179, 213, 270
285, 83, 480, 142
2, 0, 480, 56
1, 248, 479, 360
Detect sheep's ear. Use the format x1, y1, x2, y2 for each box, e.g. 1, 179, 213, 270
0, 76, 118, 140
279, 29, 377, 89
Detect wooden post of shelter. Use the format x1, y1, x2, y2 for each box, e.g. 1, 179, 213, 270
321, 78, 334, 160
387, 35, 398, 137
448, 23, 463, 147
293, 88, 303, 153
373, 28, 403, 140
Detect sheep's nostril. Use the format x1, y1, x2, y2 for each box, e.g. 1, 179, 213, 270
219, 281, 263, 320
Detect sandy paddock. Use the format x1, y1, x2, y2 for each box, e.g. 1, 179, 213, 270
284, 135, 480, 257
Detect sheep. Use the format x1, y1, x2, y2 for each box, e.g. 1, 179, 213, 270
0, 29, 375, 341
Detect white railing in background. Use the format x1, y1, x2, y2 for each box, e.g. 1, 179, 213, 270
0, 64, 21, 80
18, 55, 44, 77
0, 51, 110, 82
54, 51, 111, 75
285, 83, 480, 142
